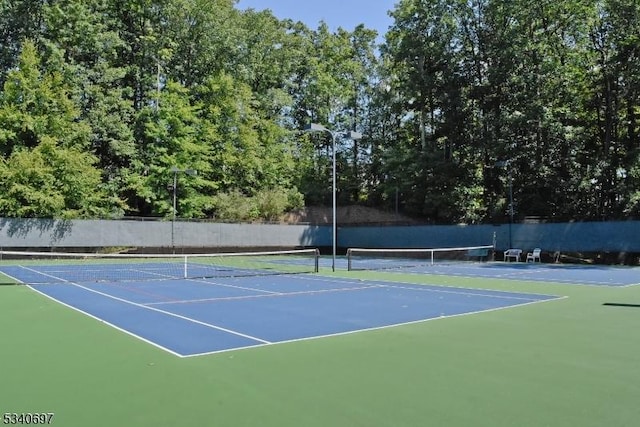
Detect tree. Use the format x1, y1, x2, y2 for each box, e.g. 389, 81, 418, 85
41, 0, 137, 205
0, 40, 90, 155
0, 41, 121, 218
131, 80, 213, 217
379, 0, 485, 222
0, 0, 47, 86
0, 139, 122, 218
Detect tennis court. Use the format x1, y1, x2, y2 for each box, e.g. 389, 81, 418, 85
2, 247, 640, 427
345, 247, 640, 286
0, 250, 559, 357
418, 262, 640, 286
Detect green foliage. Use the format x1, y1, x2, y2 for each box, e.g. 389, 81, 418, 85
1, 0, 639, 223
213, 187, 304, 222
133, 80, 214, 217
0, 40, 120, 219
0, 40, 90, 155
212, 190, 258, 221
373, 0, 640, 222
0, 139, 122, 218
197, 72, 299, 194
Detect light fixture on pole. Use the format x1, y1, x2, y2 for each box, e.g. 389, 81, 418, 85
305, 123, 362, 271
170, 166, 197, 251
495, 160, 514, 249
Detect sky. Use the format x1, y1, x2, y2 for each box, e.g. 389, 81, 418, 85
235, 0, 397, 41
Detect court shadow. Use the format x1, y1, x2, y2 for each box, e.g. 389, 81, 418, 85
0, 281, 20, 286
603, 303, 640, 308
300, 225, 329, 251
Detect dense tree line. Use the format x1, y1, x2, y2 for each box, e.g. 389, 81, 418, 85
0, 0, 638, 223
379, 0, 640, 222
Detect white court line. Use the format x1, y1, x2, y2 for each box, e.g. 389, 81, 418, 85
145, 284, 385, 306
28, 285, 186, 357
370, 266, 629, 287
129, 267, 282, 295
1, 268, 184, 357
290, 273, 561, 300
147, 273, 555, 308
180, 276, 283, 294
620, 282, 640, 288
26, 263, 283, 294
17, 266, 272, 350
183, 295, 568, 358
6, 265, 566, 358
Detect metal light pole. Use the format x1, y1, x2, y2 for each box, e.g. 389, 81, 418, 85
170, 166, 197, 252
305, 124, 362, 271
496, 160, 514, 248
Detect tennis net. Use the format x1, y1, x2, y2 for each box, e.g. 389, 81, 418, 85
346, 245, 494, 271
0, 248, 320, 285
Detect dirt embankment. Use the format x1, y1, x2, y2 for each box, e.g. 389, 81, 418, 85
282, 205, 417, 225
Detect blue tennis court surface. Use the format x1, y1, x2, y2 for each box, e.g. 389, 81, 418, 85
342, 258, 640, 287
1, 263, 560, 357
424, 263, 640, 286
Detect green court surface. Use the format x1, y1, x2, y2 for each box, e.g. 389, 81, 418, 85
1, 271, 639, 427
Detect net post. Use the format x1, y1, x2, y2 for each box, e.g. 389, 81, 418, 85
346, 248, 351, 271
183, 255, 188, 278
431, 249, 434, 266
492, 232, 497, 261
314, 248, 320, 273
